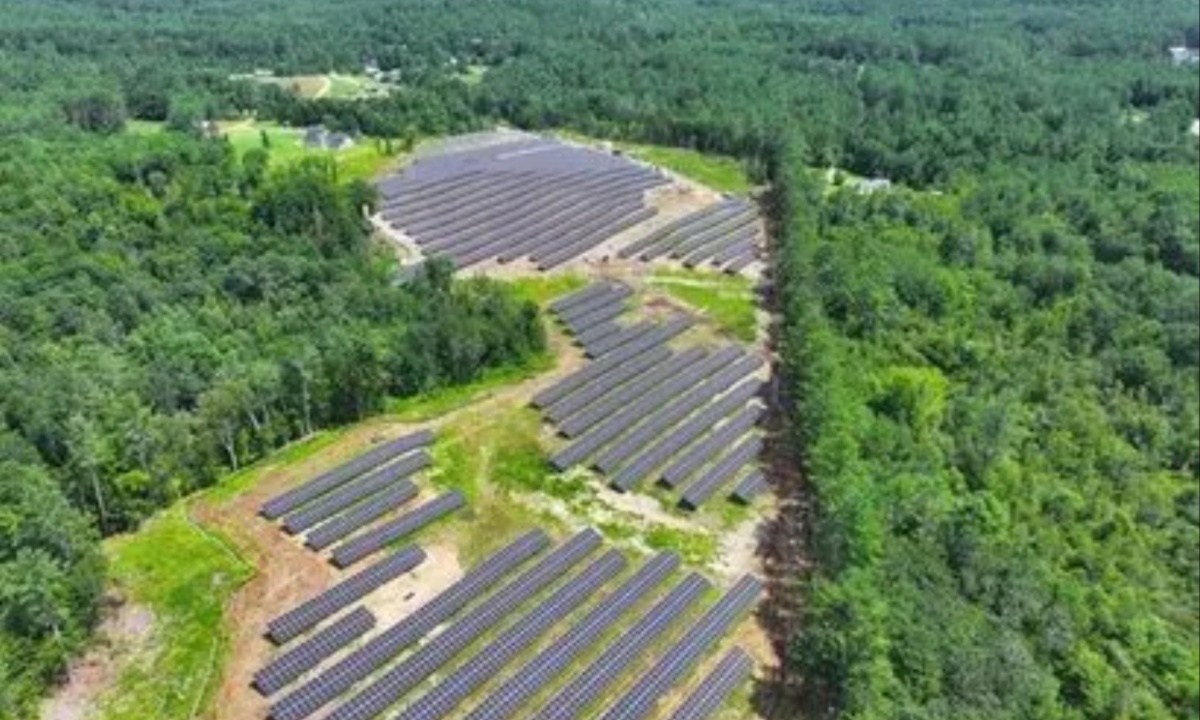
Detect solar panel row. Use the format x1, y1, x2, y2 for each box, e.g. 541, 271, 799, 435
573, 319, 625, 350
560, 298, 629, 336
681, 224, 759, 268
668, 211, 757, 260
330, 491, 466, 568
730, 470, 767, 504
392, 549, 627, 720
610, 381, 763, 491
530, 573, 711, 720
584, 321, 657, 359
617, 201, 743, 260
558, 348, 709, 438
680, 435, 765, 510
323, 529, 603, 720
595, 354, 761, 474
306, 481, 423, 552
269, 530, 549, 720
550, 283, 613, 314
261, 430, 434, 519
534, 319, 688, 411
254, 608, 376, 696
555, 283, 629, 325
267, 546, 426, 645
538, 206, 659, 270
640, 203, 749, 260
544, 347, 673, 423
551, 341, 731, 470
661, 407, 763, 489
282, 452, 427, 535
463, 551, 680, 720
597, 575, 763, 720
666, 648, 754, 720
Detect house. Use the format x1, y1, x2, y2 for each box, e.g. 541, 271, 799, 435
302, 125, 356, 151
851, 177, 892, 194
1168, 46, 1200, 65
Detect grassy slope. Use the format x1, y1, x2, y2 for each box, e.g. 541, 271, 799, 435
646, 269, 758, 342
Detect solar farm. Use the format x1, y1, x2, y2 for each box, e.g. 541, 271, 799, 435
374, 131, 765, 275
535, 282, 768, 510
174, 133, 780, 720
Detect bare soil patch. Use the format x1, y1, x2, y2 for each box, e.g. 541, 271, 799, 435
40, 595, 154, 720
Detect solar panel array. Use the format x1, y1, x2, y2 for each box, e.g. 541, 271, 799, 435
667, 647, 755, 720
598, 575, 763, 720
535, 283, 768, 508
257, 427, 465, 569
255, 607, 376, 695
374, 134, 670, 270
252, 521, 757, 720
270, 530, 550, 720
261, 430, 433, 520
266, 545, 427, 645
330, 490, 467, 568
618, 199, 763, 274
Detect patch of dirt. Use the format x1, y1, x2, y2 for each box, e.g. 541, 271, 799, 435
714, 516, 762, 582
40, 594, 154, 720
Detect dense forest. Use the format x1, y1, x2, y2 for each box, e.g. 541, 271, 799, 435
1, 0, 1197, 718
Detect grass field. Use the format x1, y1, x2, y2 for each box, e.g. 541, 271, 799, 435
99, 506, 253, 720
552, 130, 755, 195
647, 269, 759, 342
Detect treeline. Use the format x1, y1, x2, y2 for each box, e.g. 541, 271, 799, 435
771, 132, 1199, 718
0, 134, 543, 714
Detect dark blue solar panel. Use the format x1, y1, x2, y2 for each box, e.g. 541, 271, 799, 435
666, 648, 754, 720
254, 607, 376, 696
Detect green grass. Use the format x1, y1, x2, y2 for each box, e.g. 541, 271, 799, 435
222, 121, 401, 182
647, 269, 758, 342
506, 274, 587, 307
98, 506, 253, 720
621, 143, 753, 194
386, 352, 555, 421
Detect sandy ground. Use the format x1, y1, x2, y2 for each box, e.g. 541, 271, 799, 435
40, 596, 155, 720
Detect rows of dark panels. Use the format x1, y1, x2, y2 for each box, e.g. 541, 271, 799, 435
536, 284, 768, 509
258, 430, 463, 567
376, 136, 670, 271
667, 647, 755, 720
253, 523, 759, 720
618, 199, 763, 274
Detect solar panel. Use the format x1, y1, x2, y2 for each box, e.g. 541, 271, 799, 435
640, 203, 749, 261
254, 607, 376, 696
550, 283, 616, 314
266, 546, 426, 645
330, 491, 466, 568
322, 529, 603, 720
556, 284, 630, 325
661, 409, 763, 489
666, 648, 754, 720
551, 342, 733, 469
711, 234, 759, 264
530, 573, 711, 720
496, 194, 642, 263
409, 173, 578, 236
595, 354, 761, 474
584, 321, 658, 359
560, 297, 629, 336
597, 575, 763, 720
723, 250, 758, 273
537, 207, 658, 270
611, 381, 763, 491
730, 470, 768, 504
574, 319, 627, 349
463, 552, 679, 720
304, 480, 422, 552
557, 348, 711, 438
681, 225, 759, 268
679, 436, 764, 510
269, 531, 549, 720
393, 549, 628, 720
668, 211, 757, 260
531, 334, 675, 409
618, 201, 744, 259
282, 451, 428, 535
543, 347, 673, 423
261, 430, 434, 520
